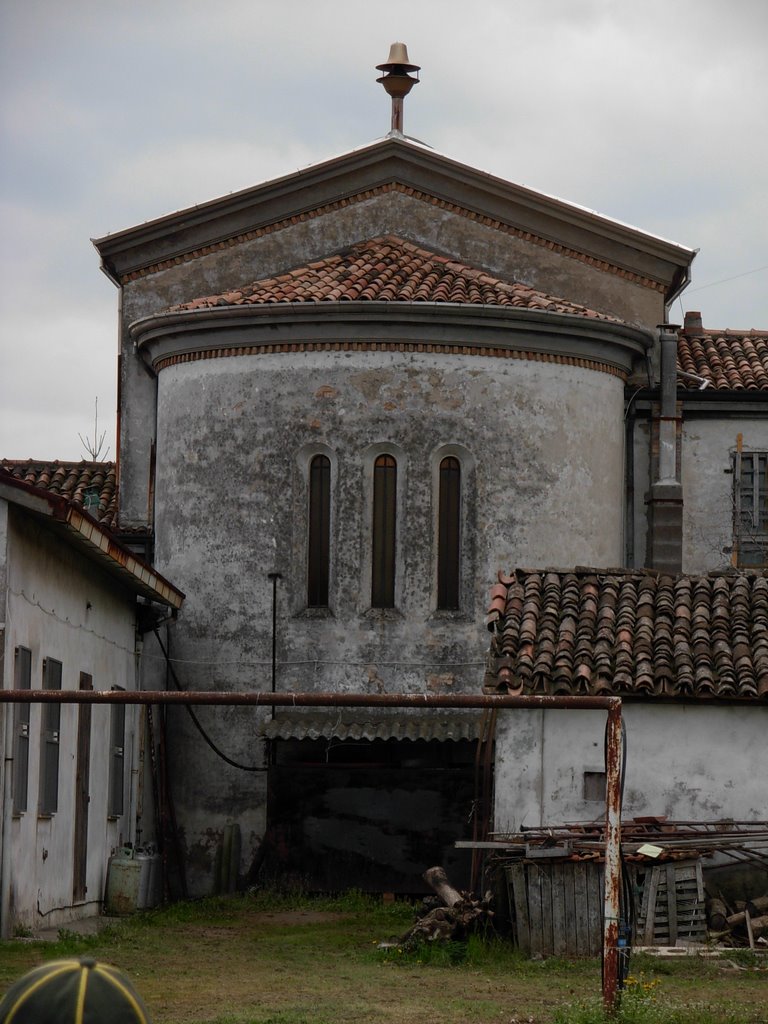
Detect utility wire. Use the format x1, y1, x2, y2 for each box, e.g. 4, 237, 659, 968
685, 264, 768, 295
152, 629, 266, 773
141, 652, 485, 670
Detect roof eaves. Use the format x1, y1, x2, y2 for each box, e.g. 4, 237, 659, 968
92, 136, 695, 288
0, 473, 183, 609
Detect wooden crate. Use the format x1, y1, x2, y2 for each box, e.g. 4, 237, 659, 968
634, 859, 706, 945
505, 861, 603, 957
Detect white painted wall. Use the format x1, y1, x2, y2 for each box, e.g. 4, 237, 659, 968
682, 417, 768, 573
0, 505, 140, 934
493, 704, 768, 833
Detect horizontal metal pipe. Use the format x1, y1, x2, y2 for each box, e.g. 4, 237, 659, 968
0, 689, 621, 710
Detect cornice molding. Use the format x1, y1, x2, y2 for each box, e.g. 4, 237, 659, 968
130, 301, 651, 379
117, 183, 667, 293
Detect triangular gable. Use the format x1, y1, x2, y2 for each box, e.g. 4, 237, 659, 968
94, 137, 694, 311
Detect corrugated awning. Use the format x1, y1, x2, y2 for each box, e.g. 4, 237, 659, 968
262, 710, 483, 743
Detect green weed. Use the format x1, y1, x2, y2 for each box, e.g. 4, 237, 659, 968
205, 1016, 334, 1024
552, 990, 762, 1024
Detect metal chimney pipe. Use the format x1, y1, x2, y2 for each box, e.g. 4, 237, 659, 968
376, 42, 420, 135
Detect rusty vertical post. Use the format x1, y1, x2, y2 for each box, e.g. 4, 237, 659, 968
603, 700, 623, 1013
390, 97, 404, 134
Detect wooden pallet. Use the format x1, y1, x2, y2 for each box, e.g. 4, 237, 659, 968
634, 859, 706, 945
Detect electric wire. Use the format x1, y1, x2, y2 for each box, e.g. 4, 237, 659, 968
140, 652, 486, 669
685, 264, 768, 295
152, 629, 266, 773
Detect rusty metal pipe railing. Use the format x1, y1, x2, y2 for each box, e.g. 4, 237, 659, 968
0, 688, 624, 1010
0, 690, 619, 709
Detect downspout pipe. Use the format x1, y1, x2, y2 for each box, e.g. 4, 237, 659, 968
658, 324, 679, 481
0, 499, 12, 939
647, 325, 683, 572
0, 702, 13, 939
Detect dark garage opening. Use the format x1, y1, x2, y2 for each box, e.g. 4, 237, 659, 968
259, 721, 480, 894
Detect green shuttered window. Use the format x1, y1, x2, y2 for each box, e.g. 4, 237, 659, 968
307, 454, 331, 607
371, 454, 397, 607
39, 657, 62, 815
437, 456, 461, 609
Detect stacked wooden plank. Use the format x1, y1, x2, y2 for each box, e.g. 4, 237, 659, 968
505, 861, 603, 957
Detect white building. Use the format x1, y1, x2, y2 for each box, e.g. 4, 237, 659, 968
0, 466, 182, 936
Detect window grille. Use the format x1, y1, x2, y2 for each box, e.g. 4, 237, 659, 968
307, 454, 331, 607
39, 658, 62, 815
371, 454, 397, 607
734, 451, 768, 567
12, 646, 32, 813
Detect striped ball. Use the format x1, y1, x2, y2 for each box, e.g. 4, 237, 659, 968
0, 957, 151, 1024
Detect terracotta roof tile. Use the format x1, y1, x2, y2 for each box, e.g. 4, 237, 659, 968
484, 568, 768, 702
0, 460, 118, 529
169, 236, 619, 322
679, 315, 768, 391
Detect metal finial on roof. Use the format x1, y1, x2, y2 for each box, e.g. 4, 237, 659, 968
376, 42, 420, 136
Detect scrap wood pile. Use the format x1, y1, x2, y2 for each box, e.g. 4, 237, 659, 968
485, 818, 768, 950
390, 867, 494, 948
486, 818, 768, 867
707, 894, 768, 948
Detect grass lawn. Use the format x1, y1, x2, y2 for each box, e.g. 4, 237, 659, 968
0, 893, 766, 1023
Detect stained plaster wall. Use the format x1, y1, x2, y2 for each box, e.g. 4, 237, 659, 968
116, 190, 664, 527
0, 507, 140, 932
628, 416, 651, 568
493, 704, 768, 833
151, 346, 626, 892
681, 415, 768, 573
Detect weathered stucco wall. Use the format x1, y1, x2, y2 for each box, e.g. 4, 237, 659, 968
151, 347, 627, 892
682, 415, 768, 573
493, 704, 768, 833
116, 189, 663, 527
1, 508, 139, 932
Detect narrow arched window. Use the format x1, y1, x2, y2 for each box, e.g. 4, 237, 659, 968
371, 454, 397, 607
307, 454, 331, 606
437, 456, 461, 609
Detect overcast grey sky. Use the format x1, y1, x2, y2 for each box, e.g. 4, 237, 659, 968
1, 0, 766, 461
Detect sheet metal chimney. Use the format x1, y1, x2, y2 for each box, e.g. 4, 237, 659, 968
376, 42, 420, 135
646, 324, 684, 572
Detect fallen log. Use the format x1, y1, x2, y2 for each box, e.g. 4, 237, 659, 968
423, 866, 463, 908
745, 914, 768, 939
706, 897, 729, 932
726, 894, 768, 928
396, 866, 494, 947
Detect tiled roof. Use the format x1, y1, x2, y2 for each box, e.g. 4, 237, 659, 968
484, 568, 768, 702
0, 460, 118, 529
170, 236, 618, 321
679, 313, 768, 391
